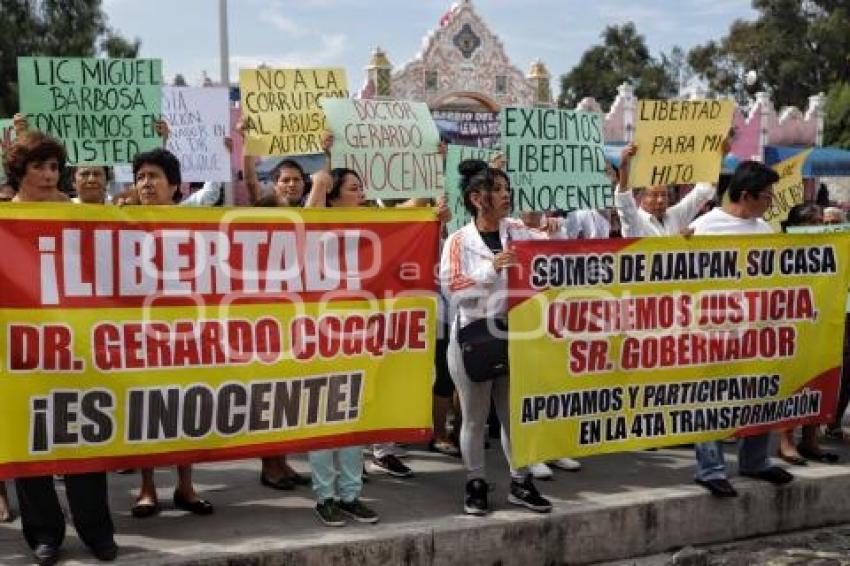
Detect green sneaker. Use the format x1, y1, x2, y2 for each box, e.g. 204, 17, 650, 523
315, 499, 346, 527
338, 499, 379, 524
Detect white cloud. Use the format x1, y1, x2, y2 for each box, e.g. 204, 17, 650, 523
228, 33, 349, 79
263, 13, 308, 37
688, 0, 757, 18
259, 1, 311, 37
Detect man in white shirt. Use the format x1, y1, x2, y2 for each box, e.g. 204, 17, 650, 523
615, 143, 720, 237
689, 160, 793, 497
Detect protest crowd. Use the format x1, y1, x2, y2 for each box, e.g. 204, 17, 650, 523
0, 47, 849, 566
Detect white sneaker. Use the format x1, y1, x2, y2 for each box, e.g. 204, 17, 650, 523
549, 457, 581, 472
530, 462, 553, 480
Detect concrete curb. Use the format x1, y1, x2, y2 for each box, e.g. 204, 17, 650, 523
123, 465, 850, 565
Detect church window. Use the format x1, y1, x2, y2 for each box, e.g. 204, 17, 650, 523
453, 24, 481, 59
426, 70, 438, 91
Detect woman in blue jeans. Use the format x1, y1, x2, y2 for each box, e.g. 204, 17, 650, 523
303, 167, 379, 526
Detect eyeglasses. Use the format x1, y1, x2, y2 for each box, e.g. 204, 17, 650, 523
746, 190, 773, 201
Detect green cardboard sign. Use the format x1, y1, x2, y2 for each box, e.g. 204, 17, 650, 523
0, 119, 15, 183
501, 106, 613, 212
18, 57, 163, 165
321, 98, 443, 200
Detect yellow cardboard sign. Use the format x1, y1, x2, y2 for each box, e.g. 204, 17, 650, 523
508, 234, 850, 467
629, 99, 735, 187
764, 149, 812, 231
239, 67, 349, 156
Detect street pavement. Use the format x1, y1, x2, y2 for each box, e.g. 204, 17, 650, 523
606, 524, 850, 565
1, 437, 849, 565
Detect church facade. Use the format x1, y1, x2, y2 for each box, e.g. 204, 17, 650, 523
358, 0, 552, 146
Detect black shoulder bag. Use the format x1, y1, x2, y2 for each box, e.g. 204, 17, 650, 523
457, 317, 509, 382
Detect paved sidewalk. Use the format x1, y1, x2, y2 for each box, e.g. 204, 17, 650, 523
605, 523, 850, 565
2, 439, 850, 565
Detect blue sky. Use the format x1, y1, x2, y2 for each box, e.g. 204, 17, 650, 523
102, 0, 757, 94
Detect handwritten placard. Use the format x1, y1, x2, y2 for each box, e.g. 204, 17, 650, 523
322, 99, 443, 200
162, 86, 230, 182
629, 99, 735, 187
18, 57, 163, 164
763, 149, 811, 231
239, 68, 348, 156
501, 107, 613, 212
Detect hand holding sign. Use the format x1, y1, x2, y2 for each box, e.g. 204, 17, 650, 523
618, 142, 638, 190
12, 113, 28, 136
435, 195, 451, 225
493, 250, 518, 270
154, 118, 169, 143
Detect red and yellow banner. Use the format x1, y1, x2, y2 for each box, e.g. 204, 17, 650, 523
508, 235, 850, 468
0, 204, 438, 478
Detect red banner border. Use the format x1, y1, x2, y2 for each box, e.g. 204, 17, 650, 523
0, 428, 432, 480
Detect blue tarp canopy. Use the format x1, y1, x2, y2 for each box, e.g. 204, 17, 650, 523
764, 145, 850, 177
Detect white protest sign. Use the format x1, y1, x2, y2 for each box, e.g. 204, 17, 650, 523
162, 86, 231, 182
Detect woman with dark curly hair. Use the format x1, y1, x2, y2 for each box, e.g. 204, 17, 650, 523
125, 148, 216, 521
2, 130, 116, 565
3, 131, 69, 203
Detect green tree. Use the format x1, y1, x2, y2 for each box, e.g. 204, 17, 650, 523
688, 0, 850, 111
661, 46, 693, 94
825, 82, 850, 149
558, 23, 677, 109
100, 33, 141, 59
0, 0, 140, 116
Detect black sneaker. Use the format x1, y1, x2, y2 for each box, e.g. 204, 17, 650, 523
508, 477, 552, 513
741, 466, 794, 485
464, 478, 489, 516
89, 539, 119, 562
33, 543, 60, 566
369, 454, 413, 477
315, 499, 346, 527
338, 499, 379, 523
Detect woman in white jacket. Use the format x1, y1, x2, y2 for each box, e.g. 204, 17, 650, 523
440, 160, 552, 516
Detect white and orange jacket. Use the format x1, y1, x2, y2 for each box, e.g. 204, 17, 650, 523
440, 218, 546, 329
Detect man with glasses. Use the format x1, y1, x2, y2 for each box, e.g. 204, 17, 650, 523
689, 160, 794, 497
